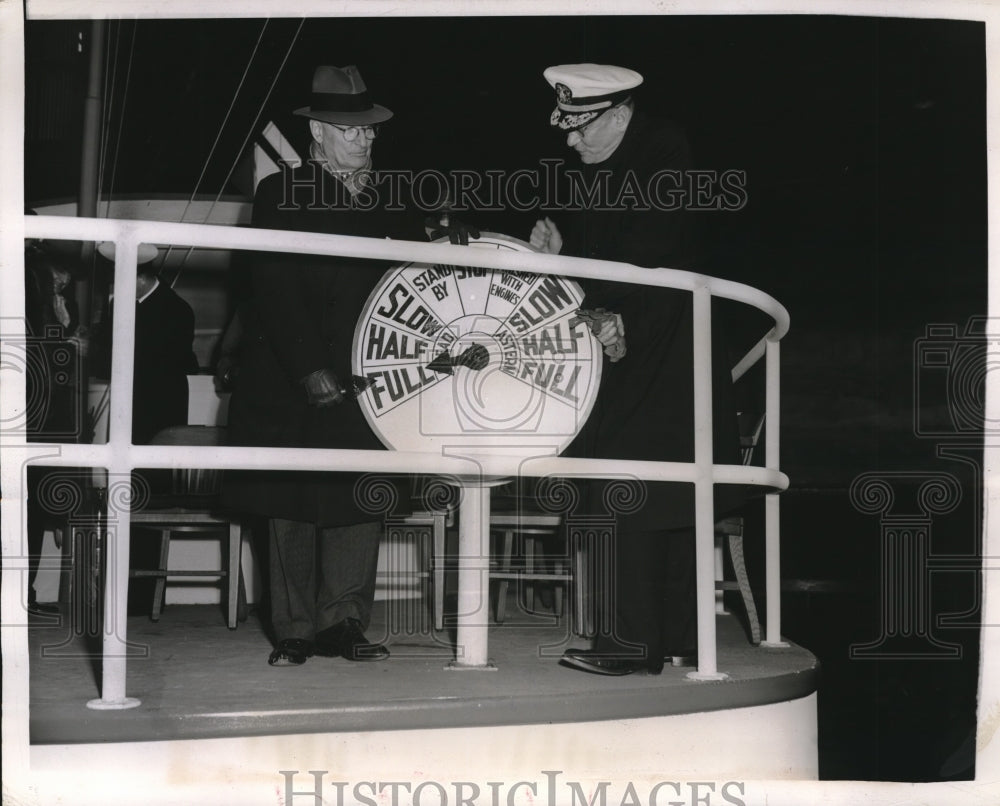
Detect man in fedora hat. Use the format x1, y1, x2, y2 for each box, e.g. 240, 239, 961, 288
530, 64, 743, 676
223, 65, 438, 667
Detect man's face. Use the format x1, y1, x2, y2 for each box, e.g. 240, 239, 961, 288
311, 120, 374, 172
51, 267, 71, 294
565, 105, 629, 164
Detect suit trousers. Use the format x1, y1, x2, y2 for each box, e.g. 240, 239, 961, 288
593, 526, 697, 664
269, 517, 381, 642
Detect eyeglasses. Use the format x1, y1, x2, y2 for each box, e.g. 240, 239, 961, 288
574, 104, 618, 138
330, 124, 380, 142
573, 102, 626, 138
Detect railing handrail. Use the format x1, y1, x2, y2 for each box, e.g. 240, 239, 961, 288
15, 213, 788, 488
13, 443, 790, 492
22, 215, 790, 340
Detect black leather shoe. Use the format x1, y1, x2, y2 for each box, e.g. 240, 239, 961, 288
268, 638, 314, 667
316, 618, 389, 662
560, 648, 661, 676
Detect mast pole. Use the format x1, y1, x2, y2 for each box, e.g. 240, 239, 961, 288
77, 19, 105, 329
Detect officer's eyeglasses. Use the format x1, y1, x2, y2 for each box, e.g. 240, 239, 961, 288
573, 102, 627, 138
330, 124, 380, 142
575, 112, 607, 138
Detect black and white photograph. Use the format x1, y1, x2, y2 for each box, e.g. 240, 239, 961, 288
2, 1, 999, 804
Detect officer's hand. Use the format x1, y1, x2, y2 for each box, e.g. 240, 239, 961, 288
592, 312, 627, 363
425, 214, 481, 245
530, 216, 563, 254
301, 368, 346, 407
594, 317, 621, 347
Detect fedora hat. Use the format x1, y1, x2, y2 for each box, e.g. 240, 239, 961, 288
293, 65, 393, 126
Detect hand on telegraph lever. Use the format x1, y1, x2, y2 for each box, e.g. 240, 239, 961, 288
424, 195, 481, 245
300, 369, 375, 406
571, 308, 627, 362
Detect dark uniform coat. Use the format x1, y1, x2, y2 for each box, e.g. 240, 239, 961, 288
561, 112, 743, 531
222, 163, 421, 526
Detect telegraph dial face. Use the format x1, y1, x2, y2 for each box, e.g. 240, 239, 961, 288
352, 233, 602, 457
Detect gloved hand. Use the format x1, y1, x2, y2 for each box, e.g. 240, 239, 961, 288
571, 308, 627, 362
597, 313, 627, 362
424, 211, 481, 245
301, 368, 346, 407
529, 216, 563, 255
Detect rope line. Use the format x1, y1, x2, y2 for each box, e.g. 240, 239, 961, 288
163, 19, 271, 284
95, 20, 118, 213
168, 19, 304, 287
104, 20, 137, 227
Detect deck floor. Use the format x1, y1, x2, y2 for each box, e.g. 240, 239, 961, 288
28, 593, 818, 744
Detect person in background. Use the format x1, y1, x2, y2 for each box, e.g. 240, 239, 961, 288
24, 236, 89, 439
91, 244, 200, 614
24, 226, 89, 615
94, 243, 199, 445
133, 264, 200, 444
530, 64, 742, 675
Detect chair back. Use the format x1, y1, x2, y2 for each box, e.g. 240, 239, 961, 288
737, 412, 766, 467
149, 425, 226, 497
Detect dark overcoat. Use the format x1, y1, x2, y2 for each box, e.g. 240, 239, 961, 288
133, 282, 200, 445
222, 163, 421, 526
560, 112, 743, 530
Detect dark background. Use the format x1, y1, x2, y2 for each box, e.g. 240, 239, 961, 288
23, 14, 988, 781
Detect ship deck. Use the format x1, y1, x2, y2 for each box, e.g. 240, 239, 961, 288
28, 596, 817, 745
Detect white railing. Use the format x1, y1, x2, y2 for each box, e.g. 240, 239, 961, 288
8, 214, 789, 706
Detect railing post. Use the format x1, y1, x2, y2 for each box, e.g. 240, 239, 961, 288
763, 337, 788, 648
88, 237, 141, 709
449, 481, 495, 670
688, 285, 726, 680
106, 237, 138, 450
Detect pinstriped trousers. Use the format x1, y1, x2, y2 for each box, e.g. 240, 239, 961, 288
268, 518, 381, 642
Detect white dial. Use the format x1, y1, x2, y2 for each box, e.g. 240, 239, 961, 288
352, 233, 602, 458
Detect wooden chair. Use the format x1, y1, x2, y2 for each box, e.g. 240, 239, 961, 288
487, 479, 582, 629
491, 509, 568, 623
412, 478, 580, 632
714, 412, 767, 645
129, 425, 247, 629
475, 413, 767, 643
385, 506, 452, 632
560, 413, 767, 645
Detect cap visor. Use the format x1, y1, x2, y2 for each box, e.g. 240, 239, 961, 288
551, 107, 600, 131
